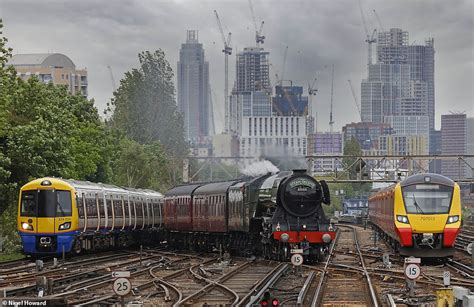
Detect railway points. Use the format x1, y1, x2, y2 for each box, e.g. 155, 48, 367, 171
0, 226, 473, 305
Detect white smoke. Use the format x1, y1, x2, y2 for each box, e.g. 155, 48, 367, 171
240, 160, 280, 177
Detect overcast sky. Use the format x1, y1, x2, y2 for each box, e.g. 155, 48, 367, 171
1, 0, 473, 132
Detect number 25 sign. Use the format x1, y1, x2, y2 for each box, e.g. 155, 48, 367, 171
113, 277, 132, 296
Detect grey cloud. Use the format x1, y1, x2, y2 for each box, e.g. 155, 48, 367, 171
1, 0, 472, 132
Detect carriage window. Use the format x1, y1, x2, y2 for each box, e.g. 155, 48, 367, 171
86, 197, 97, 217
98, 195, 105, 216
137, 201, 143, 217
114, 199, 123, 217
20, 190, 36, 216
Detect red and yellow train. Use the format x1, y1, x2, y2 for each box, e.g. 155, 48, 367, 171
368, 173, 462, 258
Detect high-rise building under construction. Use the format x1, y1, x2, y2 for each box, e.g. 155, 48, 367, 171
227, 47, 271, 134
361, 28, 435, 131
177, 30, 211, 142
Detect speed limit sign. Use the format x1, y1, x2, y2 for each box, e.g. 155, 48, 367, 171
405, 263, 421, 280
113, 277, 131, 296
291, 253, 304, 266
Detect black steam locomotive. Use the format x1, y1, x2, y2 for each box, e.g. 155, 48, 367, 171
164, 169, 336, 262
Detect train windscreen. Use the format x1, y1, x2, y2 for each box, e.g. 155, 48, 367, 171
402, 184, 453, 214
20, 190, 72, 217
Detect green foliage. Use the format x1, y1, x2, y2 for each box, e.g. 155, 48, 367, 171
0, 20, 116, 253
109, 50, 188, 158
111, 138, 171, 190
0, 22, 186, 255
0, 252, 24, 262
342, 137, 363, 180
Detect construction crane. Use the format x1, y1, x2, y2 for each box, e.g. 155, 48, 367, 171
329, 64, 335, 132
348, 79, 362, 121
248, 0, 265, 46
107, 65, 116, 91
307, 77, 317, 116
214, 10, 232, 133
357, 0, 377, 66
373, 9, 385, 33
280, 46, 288, 85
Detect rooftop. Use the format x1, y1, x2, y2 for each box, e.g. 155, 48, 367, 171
8, 53, 76, 69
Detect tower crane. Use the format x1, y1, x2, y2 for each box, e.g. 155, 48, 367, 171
214, 10, 232, 133
107, 65, 116, 91
373, 9, 385, 33
280, 46, 288, 85
248, 0, 265, 46
357, 0, 376, 66
307, 76, 317, 135
348, 79, 362, 121
329, 64, 335, 132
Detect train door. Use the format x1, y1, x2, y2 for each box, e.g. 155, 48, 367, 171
77, 191, 87, 232
109, 194, 115, 231
120, 195, 126, 230
158, 198, 163, 228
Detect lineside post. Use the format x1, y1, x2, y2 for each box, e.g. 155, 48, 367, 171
140, 245, 143, 266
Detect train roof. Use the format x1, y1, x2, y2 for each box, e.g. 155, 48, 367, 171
194, 180, 241, 195
400, 173, 455, 187
21, 178, 163, 197
165, 183, 202, 196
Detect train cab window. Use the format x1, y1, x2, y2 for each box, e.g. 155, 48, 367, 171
20, 191, 36, 216
402, 184, 453, 214
37, 190, 56, 217
56, 190, 72, 217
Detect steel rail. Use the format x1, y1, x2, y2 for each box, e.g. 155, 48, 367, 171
176, 262, 240, 306
242, 263, 288, 307
351, 225, 379, 307
310, 228, 340, 307
296, 271, 315, 306
72, 294, 116, 306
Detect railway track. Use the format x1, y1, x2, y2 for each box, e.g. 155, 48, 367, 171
0, 252, 136, 288
456, 214, 473, 254
1, 249, 181, 297
65, 252, 213, 306
311, 225, 379, 306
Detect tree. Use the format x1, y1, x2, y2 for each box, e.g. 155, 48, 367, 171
109, 50, 188, 158
342, 137, 372, 194
343, 137, 363, 180
111, 138, 171, 190
0, 20, 117, 253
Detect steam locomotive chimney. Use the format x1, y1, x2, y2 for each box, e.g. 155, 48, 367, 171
292, 169, 307, 174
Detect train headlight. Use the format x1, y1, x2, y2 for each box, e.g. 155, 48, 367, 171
58, 222, 71, 230
396, 215, 409, 224
447, 215, 459, 224
280, 233, 289, 242
21, 222, 33, 230
322, 233, 332, 243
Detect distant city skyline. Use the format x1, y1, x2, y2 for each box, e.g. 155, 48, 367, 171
1, 0, 472, 133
